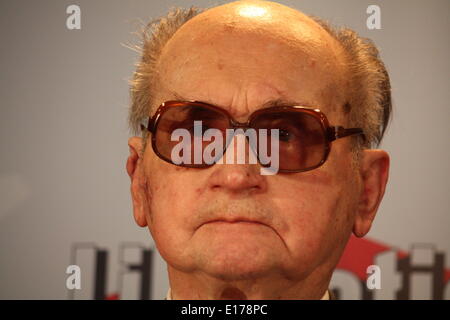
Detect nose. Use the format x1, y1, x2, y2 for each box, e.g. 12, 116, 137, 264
207, 134, 267, 195
208, 163, 267, 195
208, 164, 267, 194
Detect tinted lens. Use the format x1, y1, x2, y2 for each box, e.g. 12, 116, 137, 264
251, 110, 327, 171
154, 103, 229, 166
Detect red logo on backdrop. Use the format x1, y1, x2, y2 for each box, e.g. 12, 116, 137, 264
333, 235, 450, 299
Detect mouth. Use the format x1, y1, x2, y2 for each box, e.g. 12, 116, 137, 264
194, 216, 288, 250
198, 218, 268, 230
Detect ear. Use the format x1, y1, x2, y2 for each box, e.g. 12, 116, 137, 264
126, 136, 150, 227
353, 149, 390, 238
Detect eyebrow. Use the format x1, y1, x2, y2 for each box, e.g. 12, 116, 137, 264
259, 98, 313, 109
168, 90, 313, 110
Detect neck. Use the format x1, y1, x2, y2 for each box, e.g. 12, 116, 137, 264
167, 264, 332, 300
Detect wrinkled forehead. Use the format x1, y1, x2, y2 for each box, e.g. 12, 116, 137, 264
155, 3, 348, 120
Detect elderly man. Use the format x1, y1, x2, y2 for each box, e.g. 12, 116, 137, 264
126, 0, 390, 300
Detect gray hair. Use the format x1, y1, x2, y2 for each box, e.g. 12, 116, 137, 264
128, 6, 391, 150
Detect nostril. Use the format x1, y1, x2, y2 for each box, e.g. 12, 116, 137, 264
211, 183, 221, 190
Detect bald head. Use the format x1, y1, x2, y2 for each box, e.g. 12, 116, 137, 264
155, 0, 348, 120
168, 0, 335, 43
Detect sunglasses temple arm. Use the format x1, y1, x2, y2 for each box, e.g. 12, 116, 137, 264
140, 117, 153, 133
328, 126, 365, 141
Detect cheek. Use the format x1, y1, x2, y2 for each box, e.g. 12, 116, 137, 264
279, 181, 339, 248
273, 166, 357, 268
144, 160, 198, 254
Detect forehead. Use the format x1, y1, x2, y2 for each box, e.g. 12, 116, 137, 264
156, 7, 348, 119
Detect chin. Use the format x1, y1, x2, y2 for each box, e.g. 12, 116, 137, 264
205, 263, 273, 281
199, 245, 280, 281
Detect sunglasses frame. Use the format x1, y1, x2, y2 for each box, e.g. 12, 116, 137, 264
140, 100, 365, 173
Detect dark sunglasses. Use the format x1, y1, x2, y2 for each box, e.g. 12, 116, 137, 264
140, 100, 365, 173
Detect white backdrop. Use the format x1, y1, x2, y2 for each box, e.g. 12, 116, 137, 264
0, 0, 449, 299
